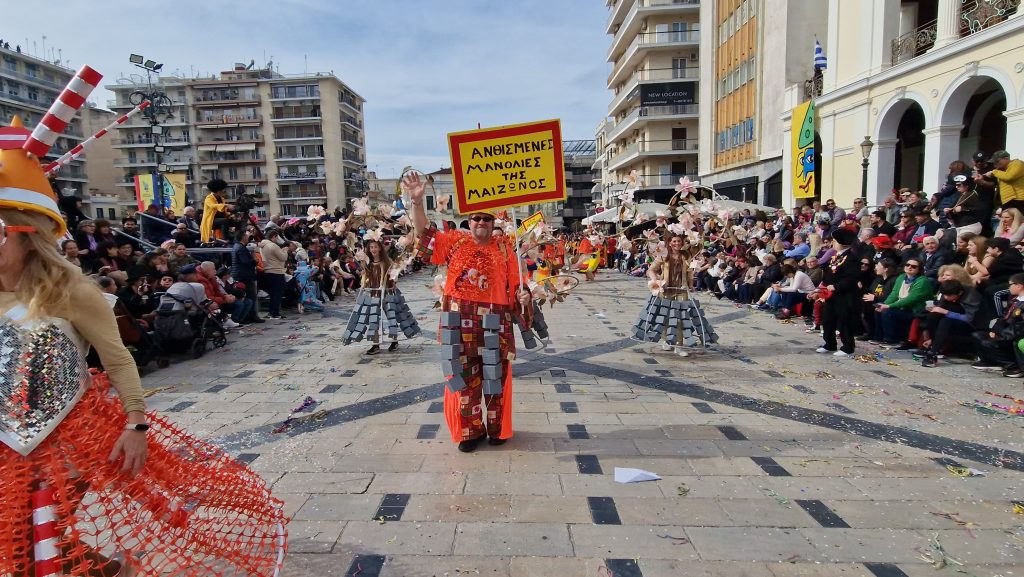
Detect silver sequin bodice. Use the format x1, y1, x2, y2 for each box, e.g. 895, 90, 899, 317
0, 305, 90, 456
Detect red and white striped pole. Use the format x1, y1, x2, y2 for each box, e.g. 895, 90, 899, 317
22, 65, 102, 158
44, 100, 151, 175
31, 483, 60, 577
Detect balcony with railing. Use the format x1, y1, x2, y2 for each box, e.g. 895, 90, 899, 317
892, 1, 1021, 64
607, 138, 698, 170
342, 149, 364, 163
195, 113, 260, 125
607, 104, 699, 141
608, 0, 702, 56
198, 154, 266, 164
339, 95, 361, 111
610, 29, 701, 80
341, 114, 362, 129
0, 67, 66, 91
277, 171, 327, 181
272, 130, 324, 141
270, 109, 322, 122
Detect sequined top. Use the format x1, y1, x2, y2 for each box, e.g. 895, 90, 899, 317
0, 282, 146, 414
430, 230, 520, 305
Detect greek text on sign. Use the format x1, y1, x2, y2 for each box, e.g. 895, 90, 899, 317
517, 211, 545, 237
448, 119, 565, 213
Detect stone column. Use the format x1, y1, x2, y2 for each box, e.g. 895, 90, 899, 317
870, 138, 899, 204
1003, 108, 1024, 152
932, 0, 961, 50
922, 125, 963, 193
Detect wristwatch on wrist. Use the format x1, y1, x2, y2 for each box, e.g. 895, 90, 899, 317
125, 423, 150, 432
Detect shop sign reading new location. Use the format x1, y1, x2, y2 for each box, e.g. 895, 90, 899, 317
448, 119, 565, 213
639, 82, 696, 107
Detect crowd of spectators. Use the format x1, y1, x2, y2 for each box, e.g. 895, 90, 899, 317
56, 182, 425, 368
613, 150, 1024, 375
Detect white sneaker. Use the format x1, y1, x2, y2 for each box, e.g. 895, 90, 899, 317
660, 343, 673, 351
815, 347, 831, 353
833, 350, 849, 357
223, 319, 240, 329
257, 290, 269, 298
675, 348, 689, 357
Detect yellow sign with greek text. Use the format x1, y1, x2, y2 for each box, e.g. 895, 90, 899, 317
448, 119, 565, 214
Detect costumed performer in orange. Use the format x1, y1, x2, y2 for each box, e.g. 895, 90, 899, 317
0, 117, 286, 576
405, 172, 531, 453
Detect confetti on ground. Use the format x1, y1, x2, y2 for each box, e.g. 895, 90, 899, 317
946, 465, 986, 477
1013, 501, 1024, 515
143, 386, 177, 398
764, 489, 790, 507
677, 484, 690, 496
916, 533, 964, 569
816, 371, 835, 380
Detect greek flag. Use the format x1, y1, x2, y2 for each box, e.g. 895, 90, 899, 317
813, 40, 827, 70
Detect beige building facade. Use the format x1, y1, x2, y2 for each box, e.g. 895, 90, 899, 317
105, 63, 365, 219
599, 0, 702, 207
782, 0, 1023, 209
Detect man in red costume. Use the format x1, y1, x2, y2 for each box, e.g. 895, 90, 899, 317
406, 172, 532, 452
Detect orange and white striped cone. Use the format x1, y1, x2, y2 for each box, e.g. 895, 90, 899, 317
31, 483, 60, 577
22, 64, 102, 158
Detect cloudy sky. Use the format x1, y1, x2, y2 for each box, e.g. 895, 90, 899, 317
9, 0, 611, 177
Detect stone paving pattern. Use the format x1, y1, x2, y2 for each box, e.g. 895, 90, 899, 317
142, 272, 1024, 577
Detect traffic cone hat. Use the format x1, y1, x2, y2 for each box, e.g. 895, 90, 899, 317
0, 116, 65, 234
0, 65, 103, 235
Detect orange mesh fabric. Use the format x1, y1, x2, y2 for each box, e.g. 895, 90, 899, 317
1, 372, 288, 577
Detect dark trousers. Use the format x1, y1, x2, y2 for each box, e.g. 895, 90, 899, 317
239, 276, 260, 320
881, 307, 917, 344
779, 291, 809, 314
822, 293, 857, 353
263, 273, 286, 317
972, 330, 1018, 367
923, 314, 972, 354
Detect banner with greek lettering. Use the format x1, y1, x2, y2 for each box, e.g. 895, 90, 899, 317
448, 119, 565, 214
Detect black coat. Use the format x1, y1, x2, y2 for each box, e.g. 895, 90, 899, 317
822, 249, 861, 296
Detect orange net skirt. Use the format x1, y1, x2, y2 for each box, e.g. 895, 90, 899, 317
0, 372, 287, 577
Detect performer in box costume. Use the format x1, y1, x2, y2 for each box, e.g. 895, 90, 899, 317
633, 234, 718, 355
341, 238, 421, 354
405, 172, 532, 453
0, 66, 285, 577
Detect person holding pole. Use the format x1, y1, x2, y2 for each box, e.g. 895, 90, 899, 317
405, 171, 532, 453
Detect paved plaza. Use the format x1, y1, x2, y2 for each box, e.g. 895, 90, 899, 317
142, 271, 1024, 577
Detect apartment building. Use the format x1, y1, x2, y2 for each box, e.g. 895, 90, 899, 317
559, 139, 597, 228
105, 63, 365, 218
0, 45, 88, 203
106, 75, 193, 212
599, 0, 701, 208
696, 0, 827, 206
781, 0, 1024, 209
79, 104, 122, 219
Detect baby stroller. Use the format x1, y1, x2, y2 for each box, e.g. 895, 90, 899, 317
153, 291, 228, 359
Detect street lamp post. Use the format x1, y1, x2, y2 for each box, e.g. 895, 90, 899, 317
127, 54, 170, 224
859, 135, 874, 203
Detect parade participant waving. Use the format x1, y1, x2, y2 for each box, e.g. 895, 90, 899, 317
0, 115, 286, 576
632, 234, 718, 355
406, 171, 532, 453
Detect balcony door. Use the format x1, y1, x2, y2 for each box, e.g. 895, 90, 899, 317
672, 127, 688, 151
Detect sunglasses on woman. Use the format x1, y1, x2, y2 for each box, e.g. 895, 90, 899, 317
0, 218, 36, 247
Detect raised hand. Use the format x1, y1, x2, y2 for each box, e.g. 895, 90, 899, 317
401, 171, 426, 204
